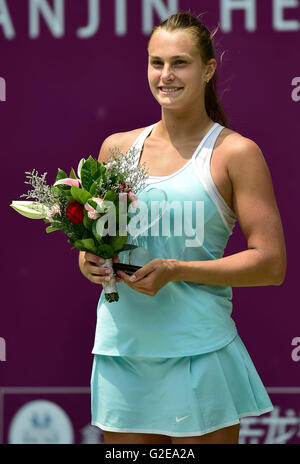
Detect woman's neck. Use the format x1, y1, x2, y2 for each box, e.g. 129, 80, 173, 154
157, 105, 214, 143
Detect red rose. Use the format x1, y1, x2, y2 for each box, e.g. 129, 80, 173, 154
121, 183, 126, 190
66, 200, 84, 224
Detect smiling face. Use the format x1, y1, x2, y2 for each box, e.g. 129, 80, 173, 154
147, 29, 214, 111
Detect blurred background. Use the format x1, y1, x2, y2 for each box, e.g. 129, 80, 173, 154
0, 0, 299, 444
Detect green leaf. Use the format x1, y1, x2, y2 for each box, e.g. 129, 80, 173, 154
110, 234, 128, 252
82, 229, 92, 239
91, 168, 101, 182
70, 185, 92, 205
73, 238, 97, 254
89, 183, 97, 196
55, 168, 68, 183
118, 173, 126, 184
96, 244, 114, 258
83, 213, 93, 231
51, 186, 64, 196
104, 190, 117, 202
46, 225, 60, 233
92, 220, 104, 244
53, 184, 72, 199
64, 193, 74, 202
86, 199, 98, 210
80, 156, 100, 191
69, 167, 77, 180
80, 167, 92, 191
87, 155, 98, 164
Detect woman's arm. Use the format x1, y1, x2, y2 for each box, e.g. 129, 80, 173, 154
169, 137, 287, 287
78, 251, 89, 278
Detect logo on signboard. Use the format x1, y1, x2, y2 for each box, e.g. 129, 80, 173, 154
0, 78, 6, 102
8, 400, 74, 444
291, 337, 300, 361
0, 337, 6, 361
291, 78, 300, 102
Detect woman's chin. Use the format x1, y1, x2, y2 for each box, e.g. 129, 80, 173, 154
159, 99, 189, 111
156, 95, 184, 108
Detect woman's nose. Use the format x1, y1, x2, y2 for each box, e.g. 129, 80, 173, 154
161, 65, 174, 80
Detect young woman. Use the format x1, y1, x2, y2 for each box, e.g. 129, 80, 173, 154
79, 12, 286, 444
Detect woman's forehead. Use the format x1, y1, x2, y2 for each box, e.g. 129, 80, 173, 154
148, 29, 198, 57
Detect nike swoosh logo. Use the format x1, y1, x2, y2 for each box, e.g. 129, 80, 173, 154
176, 415, 190, 422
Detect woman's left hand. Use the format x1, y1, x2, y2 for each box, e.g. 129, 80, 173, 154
116, 258, 176, 296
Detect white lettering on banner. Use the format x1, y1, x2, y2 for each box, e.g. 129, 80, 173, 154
0, 77, 6, 101
77, 0, 99, 38
0, 0, 15, 39
142, 0, 179, 34
221, 0, 257, 32
273, 0, 300, 31
29, 0, 65, 38
291, 337, 300, 360
291, 77, 300, 101
239, 406, 300, 444
115, 0, 127, 36
0, 337, 6, 361
1, 0, 299, 39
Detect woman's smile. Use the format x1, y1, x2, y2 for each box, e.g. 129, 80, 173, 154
158, 86, 184, 95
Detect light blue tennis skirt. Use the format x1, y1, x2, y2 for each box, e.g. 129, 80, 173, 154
90, 334, 273, 437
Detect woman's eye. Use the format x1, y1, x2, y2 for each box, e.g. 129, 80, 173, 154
150, 60, 187, 67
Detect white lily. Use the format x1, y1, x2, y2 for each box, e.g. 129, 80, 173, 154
77, 158, 85, 181
10, 201, 49, 219
53, 178, 81, 188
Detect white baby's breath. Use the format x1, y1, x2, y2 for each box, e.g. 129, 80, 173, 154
106, 146, 149, 194
20, 169, 61, 207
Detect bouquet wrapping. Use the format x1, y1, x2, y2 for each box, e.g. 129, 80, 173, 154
10, 147, 149, 302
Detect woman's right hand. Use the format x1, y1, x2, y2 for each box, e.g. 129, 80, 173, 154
81, 252, 123, 285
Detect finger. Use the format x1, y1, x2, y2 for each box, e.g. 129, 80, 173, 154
87, 263, 111, 276
127, 270, 149, 282
127, 264, 152, 282
117, 271, 140, 286
87, 273, 113, 285
116, 270, 132, 282
116, 270, 144, 286
86, 252, 105, 265
116, 271, 150, 295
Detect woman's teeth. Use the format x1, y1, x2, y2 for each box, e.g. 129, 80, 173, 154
159, 87, 182, 94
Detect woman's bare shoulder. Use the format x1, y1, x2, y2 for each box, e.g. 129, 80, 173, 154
220, 127, 262, 153
219, 127, 270, 185
218, 127, 265, 165
98, 126, 148, 163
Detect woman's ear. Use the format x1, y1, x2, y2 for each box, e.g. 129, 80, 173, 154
206, 58, 217, 81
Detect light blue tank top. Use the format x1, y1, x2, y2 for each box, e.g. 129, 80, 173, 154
92, 122, 238, 357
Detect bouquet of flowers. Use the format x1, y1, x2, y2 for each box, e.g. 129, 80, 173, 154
10, 147, 149, 302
